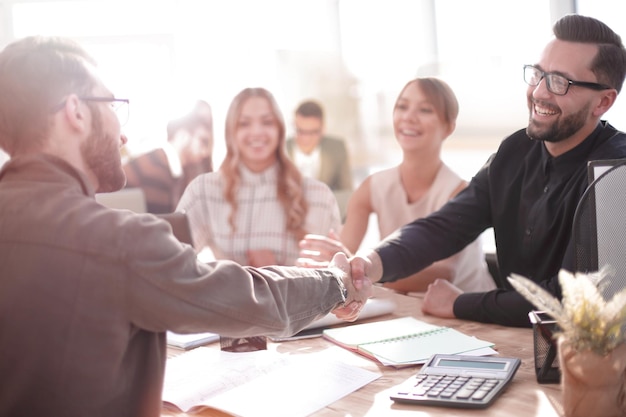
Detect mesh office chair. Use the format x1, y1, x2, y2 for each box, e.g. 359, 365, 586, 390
573, 159, 626, 300
531, 160, 626, 384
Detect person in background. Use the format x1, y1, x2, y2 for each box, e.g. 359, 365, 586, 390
177, 88, 341, 267
286, 99, 353, 219
123, 99, 213, 213
298, 78, 496, 294
348, 14, 626, 327
0, 149, 8, 168
0, 36, 370, 417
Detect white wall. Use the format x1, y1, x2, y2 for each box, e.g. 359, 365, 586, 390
1, 0, 624, 173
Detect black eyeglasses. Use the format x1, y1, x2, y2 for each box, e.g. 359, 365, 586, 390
53, 96, 130, 125
523, 65, 612, 96
79, 96, 129, 126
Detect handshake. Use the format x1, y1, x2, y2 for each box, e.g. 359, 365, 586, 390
300, 232, 463, 322
298, 233, 384, 323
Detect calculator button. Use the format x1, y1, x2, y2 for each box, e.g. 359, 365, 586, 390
439, 390, 456, 398
471, 389, 491, 401
455, 389, 476, 399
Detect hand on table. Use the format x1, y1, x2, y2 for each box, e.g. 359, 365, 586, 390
421, 278, 462, 318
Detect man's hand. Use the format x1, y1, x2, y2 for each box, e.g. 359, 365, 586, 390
421, 278, 462, 318
296, 230, 350, 268
330, 252, 372, 321
349, 250, 383, 290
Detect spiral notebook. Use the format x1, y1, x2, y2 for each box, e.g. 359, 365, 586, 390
323, 317, 495, 367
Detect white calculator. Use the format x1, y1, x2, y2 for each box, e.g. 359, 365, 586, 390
390, 354, 521, 409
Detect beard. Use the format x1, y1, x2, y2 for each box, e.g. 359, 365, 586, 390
80, 107, 126, 193
526, 102, 590, 143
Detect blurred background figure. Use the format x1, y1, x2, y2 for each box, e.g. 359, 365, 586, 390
0, 149, 8, 169
177, 88, 341, 267
298, 78, 495, 293
286, 100, 354, 220
123, 100, 213, 214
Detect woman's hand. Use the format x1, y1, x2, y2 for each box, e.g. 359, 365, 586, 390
297, 230, 351, 268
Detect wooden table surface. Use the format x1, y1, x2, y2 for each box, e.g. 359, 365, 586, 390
163, 286, 564, 417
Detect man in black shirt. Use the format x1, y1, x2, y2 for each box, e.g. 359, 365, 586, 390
349, 14, 626, 327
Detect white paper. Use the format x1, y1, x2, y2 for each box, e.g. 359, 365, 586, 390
162, 347, 381, 417
166, 331, 219, 350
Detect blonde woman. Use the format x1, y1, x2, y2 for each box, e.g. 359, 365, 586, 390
177, 88, 341, 267
299, 78, 496, 293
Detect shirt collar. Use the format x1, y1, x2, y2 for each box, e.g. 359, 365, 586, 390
0, 153, 95, 197
239, 163, 279, 184
541, 123, 603, 176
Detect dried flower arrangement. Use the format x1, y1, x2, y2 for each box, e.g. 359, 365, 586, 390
508, 267, 626, 356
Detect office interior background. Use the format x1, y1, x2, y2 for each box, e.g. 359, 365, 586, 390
0, 0, 624, 180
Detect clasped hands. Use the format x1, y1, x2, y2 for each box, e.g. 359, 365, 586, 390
298, 233, 378, 322
300, 233, 461, 320
327, 252, 373, 322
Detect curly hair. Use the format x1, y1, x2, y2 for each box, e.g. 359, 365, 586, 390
220, 87, 309, 240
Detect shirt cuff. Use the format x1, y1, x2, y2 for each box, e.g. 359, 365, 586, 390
324, 268, 348, 307
452, 292, 482, 320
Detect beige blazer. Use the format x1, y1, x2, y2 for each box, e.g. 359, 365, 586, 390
285, 135, 353, 192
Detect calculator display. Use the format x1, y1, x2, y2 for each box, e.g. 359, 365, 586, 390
437, 359, 507, 370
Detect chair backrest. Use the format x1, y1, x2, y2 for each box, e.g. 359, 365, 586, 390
573, 159, 626, 300
155, 212, 193, 246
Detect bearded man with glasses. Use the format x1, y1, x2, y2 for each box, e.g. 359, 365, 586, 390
0, 36, 370, 417
348, 14, 626, 327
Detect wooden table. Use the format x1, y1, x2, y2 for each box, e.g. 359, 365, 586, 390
163, 286, 564, 417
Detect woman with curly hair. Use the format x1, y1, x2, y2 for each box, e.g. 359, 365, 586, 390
177, 87, 341, 267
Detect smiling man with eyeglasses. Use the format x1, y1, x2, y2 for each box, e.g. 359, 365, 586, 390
348, 14, 626, 328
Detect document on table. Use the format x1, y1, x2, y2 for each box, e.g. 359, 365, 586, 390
323, 317, 497, 367
166, 331, 219, 350
162, 347, 381, 417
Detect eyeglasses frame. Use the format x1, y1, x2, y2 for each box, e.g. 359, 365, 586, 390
53, 96, 130, 125
523, 64, 612, 96
79, 96, 129, 124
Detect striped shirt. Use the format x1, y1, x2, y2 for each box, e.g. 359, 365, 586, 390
177, 164, 341, 266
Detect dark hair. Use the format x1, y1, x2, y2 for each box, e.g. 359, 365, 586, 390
0, 36, 97, 155
294, 100, 324, 120
553, 14, 626, 93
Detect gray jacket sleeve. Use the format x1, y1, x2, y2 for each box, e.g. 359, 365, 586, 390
121, 214, 345, 338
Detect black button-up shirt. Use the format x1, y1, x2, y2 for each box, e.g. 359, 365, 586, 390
376, 121, 626, 327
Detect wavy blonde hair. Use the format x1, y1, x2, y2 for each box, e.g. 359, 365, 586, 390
220, 87, 309, 240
